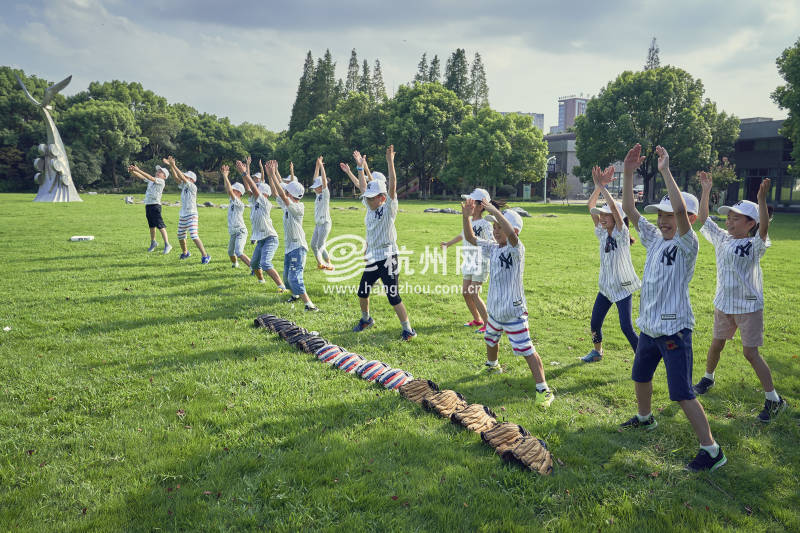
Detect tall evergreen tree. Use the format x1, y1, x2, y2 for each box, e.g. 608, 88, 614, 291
309, 49, 337, 118
645, 37, 660, 70
469, 52, 489, 113
444, 48, 470, 102
288, 51, 315, 134
358, 59, 373, 100
345, 48, 360, 93
373, 59, 387, 102
429, 55, 441, 83
415, 53, 429, 83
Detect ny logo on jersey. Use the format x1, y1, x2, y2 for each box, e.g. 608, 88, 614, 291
374, 206, 384, 220
253, 202, 260, 211
498, 252, 513, 269
660, 245, 678, 266
604, 235, 617, 253
734, 241, 752, 257
474, 225, 483, 237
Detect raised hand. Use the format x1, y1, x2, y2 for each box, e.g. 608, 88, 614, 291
698, 171, 712, 192
386, 144, 395, 163
289, 161, 294, 175
339, 162, 350, 173
162, 157, 170, 166
624, 143, 645, 173
221, 164, 230, 179
353, 150, 363, 166
235, 160, 246, 174
317, 155, 324, 166
128, 164, 137, 173
591, 165, 602, 187
461, 199, 474, 215
245, 155, 252, 167
757, 178, 771, 202
655, 145, 670, 173
599, 165, 617, 188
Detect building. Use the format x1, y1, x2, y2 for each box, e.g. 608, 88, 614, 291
542, 132, 583, 199
730, 117, 797, 209
549, 94, 589, 134
499, 111, 544, 131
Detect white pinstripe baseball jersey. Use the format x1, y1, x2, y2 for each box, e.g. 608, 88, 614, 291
276, 196, 308, 253
635, 217, 699, 337
362, 197, 399, 263
462, 217, 494, 274
477, 239, 526, 322
227, 197, 247, 235
249, 194, 278, 241
594, 224, 641, 303
700, 218, 770, 314
144, 178, 165, 205
314, 187, 331, 224
178, 181, 198, 217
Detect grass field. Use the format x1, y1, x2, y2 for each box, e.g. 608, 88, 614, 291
1, 192, 798, 532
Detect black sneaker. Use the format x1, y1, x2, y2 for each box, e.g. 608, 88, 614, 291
758, 397, 787, 423
620, 414, 658, 431
693, 377, 715, 395
686, 447, 727, 472
285, 295, 301, 304
305, 304, 319, 312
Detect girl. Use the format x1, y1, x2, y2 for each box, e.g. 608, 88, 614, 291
583, 165, 641, 363
162, 156, 210, 263
440, 188, 500, 334
693, 173, 785, 422
220, 164, 251, 269
310, 155, 334, 270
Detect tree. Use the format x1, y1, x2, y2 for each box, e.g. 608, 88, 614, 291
288, 51, 315, 134
309, 50, 337, 119
773, 37, 800, 177
358, 59, 372, 101
138, 110, 181, 160
373, 59, 387, 102
429, 55, 441, 83
384, 83, 468, 197
469, 52, 489, 114
345, 49, 360, 94
575, 66, 722, 203
415, 53, 429, 83
553, 173, 570, 205
701, 99, 740, 163
444, 109, 547, 196
444, 49, 470, 102
644, 37, 660, 70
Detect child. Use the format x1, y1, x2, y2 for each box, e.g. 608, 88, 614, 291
264, 160, 318, 311
692, 173, 786, 422
461, 198, 553, 407
345, 146, 416, 340
128, 163, 172, 254
239, 158, 287, 292
620, 143, 725, 472
440, 188, 497, 334
309, 155, 334, 270
583, 165, 641, 362
163, 156, 210, 264
220, 164, 251, 269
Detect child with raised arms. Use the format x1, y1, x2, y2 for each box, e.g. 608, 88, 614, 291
220, 164, 251, 269
162, 156, 210, 264
128, 163, 172, 254
309, 155, 334, 271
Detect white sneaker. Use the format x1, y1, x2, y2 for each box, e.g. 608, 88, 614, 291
258, 279, 266, 284
231, 262, 239, 268
163, 244, 172, 255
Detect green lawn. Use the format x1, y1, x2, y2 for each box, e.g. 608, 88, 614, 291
1, 192, 798, 532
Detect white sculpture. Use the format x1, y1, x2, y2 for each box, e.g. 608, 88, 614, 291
15, 74, 82, 202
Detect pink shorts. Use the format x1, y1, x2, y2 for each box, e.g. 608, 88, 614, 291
713, 308, 764, 347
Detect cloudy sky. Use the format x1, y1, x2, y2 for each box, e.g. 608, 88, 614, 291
2, 0, 798, 131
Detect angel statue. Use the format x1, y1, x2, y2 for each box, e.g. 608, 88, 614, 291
15, 74, 82, 202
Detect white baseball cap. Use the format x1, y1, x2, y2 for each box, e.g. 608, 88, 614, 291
644, 192, 699, 215
282, 180, 305, 199
184, 170, 197, 182
257, 182, 271, 196
461, 188, 491, 203
590, 201, 622, 215
371, 171, 387, 182
310, 176, 323, 189
253, 172, 262, 181
361, 178, 387, 198
283, 174, 293, 183
231, 182, 245, 195
155, 165, 170, 179
486, 209, 524, 233
718, 200, 758, 220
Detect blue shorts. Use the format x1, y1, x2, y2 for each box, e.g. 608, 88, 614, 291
228, 228, 247, 257
252, 235, 279, 271
631, 328, 695, 402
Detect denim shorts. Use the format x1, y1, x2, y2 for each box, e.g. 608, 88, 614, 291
631, 328, 695, 401
252, 235, 279, 271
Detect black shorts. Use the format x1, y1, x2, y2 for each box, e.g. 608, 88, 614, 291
358, 255, 402, 306
145, 204, 166, 229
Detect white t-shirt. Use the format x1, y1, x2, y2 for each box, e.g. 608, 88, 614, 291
635, 217, 699, 337
462, 217, 493, 275
178, 181, 198, 217
594, 224, 641, 302
477, 239, 527, 322
700, 218, 770, 314
227, 197, 247, 235
250, 194, 278, 241
276, 196, 308, 253
363, 197, 399, 264
315, 187, 331, 225
144, 178, 165, 205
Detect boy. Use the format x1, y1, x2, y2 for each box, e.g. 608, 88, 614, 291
220, 164, 251, 269
264, 160, 318, 311
128, 163, 172, 254
620, 143, 725, 472
162, 156, 210, 264
461, 197, 553, 407
345, 146, 415, 341
309, 155, 334, 270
